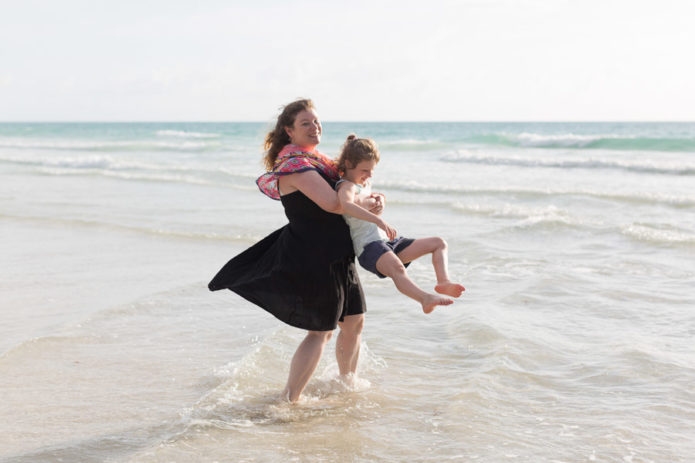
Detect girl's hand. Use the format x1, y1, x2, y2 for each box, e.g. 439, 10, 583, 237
377, 219, 397, 240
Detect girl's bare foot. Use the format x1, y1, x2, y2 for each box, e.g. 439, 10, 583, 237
422, 293, 453, 314
435, 281, 465, 298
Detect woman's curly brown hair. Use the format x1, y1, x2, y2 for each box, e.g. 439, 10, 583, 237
262, 99, 315, 171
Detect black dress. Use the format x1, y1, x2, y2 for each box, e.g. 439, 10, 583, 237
208, 172, 366, 331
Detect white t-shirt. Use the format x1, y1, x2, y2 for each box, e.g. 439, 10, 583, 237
335, 179, 387, 257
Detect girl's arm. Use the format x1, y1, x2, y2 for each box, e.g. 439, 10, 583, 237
337, 182, 397, 240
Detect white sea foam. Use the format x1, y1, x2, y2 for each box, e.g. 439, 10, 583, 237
378, 139, 448, 150
621, 224, 695, 245
472, 131, 695, 152
0, 212, 264, 243
0, 152, 260, 189
0, 137, 133, 150
0, 137, 221, 151
441, 151, 695, 176
156, 130, 221, 138
378, 179, 695, 207
451, 202, 584, 230
1, 152, 183, 174
514, 132, 626, 147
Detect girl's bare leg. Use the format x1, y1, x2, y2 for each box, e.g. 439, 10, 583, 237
283, 330, 333, 402
396, 237, 465, 297
336, 314, 364, 380
375, 251, 453, 314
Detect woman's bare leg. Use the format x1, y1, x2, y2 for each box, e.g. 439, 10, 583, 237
396, 237, 465, 297
336, 314, 364, 378
376, 251, 453, 314
283, 330, 333, 402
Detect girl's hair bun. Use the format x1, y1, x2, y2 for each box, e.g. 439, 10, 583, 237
337, 134, 379, 173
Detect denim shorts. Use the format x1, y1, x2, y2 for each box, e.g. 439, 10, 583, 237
357, 237, 415, 278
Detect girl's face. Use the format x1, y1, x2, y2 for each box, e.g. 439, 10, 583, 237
285, 109, 322, 147
343, 159, 377, 186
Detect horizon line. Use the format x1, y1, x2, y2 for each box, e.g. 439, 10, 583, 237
1, 120, 694, 124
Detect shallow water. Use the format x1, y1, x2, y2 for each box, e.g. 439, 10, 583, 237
1, 122, 694, 462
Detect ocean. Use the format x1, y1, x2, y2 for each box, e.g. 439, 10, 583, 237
1, 121, 694, 462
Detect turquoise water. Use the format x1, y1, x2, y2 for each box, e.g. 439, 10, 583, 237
3, 121, 695, 150
1, 122, 694, 462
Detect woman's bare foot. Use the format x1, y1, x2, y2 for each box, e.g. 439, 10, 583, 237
435, 281, 465, 298
422, 293, 453, 314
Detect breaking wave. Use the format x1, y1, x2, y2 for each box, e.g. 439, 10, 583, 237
441, 152, 695, 176
467, 132, 695, 152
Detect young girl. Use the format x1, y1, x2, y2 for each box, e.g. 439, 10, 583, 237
335, 134, 465, 314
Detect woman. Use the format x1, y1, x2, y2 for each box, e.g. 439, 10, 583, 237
208, 99, 383, 402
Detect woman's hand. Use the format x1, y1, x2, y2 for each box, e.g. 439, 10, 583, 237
365, 193, 385, 215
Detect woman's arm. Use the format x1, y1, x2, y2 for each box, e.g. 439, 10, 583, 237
278, 170, 343, 213
337, 182, 397, 240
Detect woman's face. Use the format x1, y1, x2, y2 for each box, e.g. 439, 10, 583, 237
285, 109, 322, 147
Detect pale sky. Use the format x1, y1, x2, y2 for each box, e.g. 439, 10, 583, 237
1, 0, 694, 121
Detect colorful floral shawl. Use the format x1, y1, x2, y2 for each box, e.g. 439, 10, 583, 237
256, 144, 339, 200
